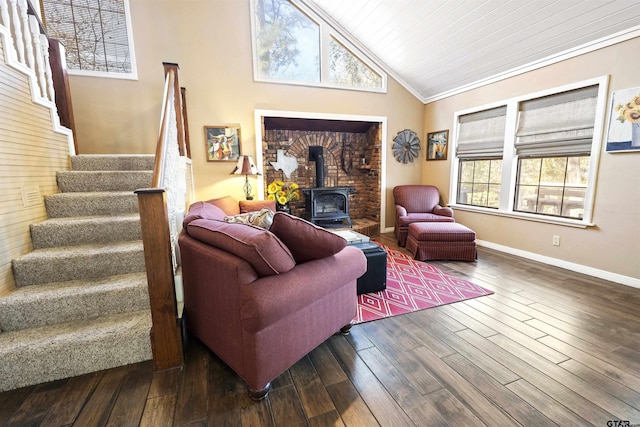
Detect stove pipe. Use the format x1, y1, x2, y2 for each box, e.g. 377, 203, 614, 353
308, 146, 325, 188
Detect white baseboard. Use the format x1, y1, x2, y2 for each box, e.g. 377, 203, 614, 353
477, 240, 640, 290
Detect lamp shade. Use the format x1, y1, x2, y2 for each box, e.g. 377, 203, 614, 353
231, 155, 261, 176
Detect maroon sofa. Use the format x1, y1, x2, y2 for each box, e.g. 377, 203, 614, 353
178, 197, 367, 399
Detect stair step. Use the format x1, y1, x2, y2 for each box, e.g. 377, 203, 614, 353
57, 170, 153, 192
45, 191, 139, 218
71, 154, 155, 171
0, 310, 152, 392
12, 241, 145, 286
30, 214, 141, 248
0, 273, 149, 332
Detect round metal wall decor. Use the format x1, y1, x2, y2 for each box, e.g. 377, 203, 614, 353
392, 129, 421, 163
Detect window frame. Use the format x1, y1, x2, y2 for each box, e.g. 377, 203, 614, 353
249, 0, 387, 93
449, 75, 610, 228
42, 0, 138, 80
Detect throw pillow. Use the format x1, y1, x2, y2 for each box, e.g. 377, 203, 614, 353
269, 212, 347, 264
187, 219, 295, 277
224, 208, 274, 229
183, 201, 227, 227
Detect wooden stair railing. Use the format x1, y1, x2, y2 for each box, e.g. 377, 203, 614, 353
135, 63, 192, 370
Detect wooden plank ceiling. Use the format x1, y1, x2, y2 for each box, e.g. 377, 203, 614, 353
304, 0, 640, 102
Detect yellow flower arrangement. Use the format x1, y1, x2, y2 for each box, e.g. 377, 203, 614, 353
615, 92, 640, 124
266, 180, 300, 205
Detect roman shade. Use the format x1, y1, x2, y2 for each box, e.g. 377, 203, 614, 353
515, 85, 599, 157
456, 106, 507, 159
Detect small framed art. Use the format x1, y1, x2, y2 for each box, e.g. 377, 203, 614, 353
426, 130, 448, 160
205, 125, 241, 161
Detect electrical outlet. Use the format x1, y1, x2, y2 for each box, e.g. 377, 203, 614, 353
552, 235, 560, 246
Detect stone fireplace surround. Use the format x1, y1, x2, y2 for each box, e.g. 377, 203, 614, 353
261, 119, 382, 234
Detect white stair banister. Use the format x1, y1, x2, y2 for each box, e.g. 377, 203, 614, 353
40, 34, 54, 101
28, 14, 45, 98
17, 0, 34, 70
8, 0, 25, 64
0, 0, 10, 30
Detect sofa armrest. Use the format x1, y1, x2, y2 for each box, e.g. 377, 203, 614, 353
395, 205, 408, 217
433, 204, 454, 218
240, 246, 366, 333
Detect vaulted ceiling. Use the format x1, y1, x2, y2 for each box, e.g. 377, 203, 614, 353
303, 0, 640, 103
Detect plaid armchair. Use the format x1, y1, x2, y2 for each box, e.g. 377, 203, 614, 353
393, 185, 454, 246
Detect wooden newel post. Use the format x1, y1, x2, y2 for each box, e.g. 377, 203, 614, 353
135, 188, 184, 370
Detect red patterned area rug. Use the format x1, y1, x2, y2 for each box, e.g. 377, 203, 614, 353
355, 244, 493, 324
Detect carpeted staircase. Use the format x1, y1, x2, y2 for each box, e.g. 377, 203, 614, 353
0, 155, 156, 392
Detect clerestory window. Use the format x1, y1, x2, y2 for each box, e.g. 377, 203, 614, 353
40, 0, 137, 79
251, 0, 386, 92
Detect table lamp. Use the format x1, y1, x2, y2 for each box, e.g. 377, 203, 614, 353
231, 155, 261, 200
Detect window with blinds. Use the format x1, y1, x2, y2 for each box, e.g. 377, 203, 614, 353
41, 0, 136, 78
451, 77, 607, 225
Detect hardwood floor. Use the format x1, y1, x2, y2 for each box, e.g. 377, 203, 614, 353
2, 232, 640, 426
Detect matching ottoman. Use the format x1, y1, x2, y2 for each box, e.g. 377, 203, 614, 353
406, 222, 477, 261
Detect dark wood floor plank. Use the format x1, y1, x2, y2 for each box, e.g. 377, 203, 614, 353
449, 302, 570, 364
442, 353, 553, 427
39, 372, 100, 426
456, 329, 616, 426
324, 380, 379, 427
289, 355, 337, 419
538, 335, 640, 392
392, 311, 457, 358
147, 366, 182, 400
409, 312, 520, 386
206, 352, 242, 427
308, 342, 349, 387
173, 341, 209, 426
455, 299, 547, 340
268, 385, 308, 427
2, 234, 640, 427
505, 379, 592, 427
139, 394, 176, 427
0, 385, 35, 424
559, 359, 640, 411
6, 379, 68, 427
73, 365, 129, 427
488, 333, 640, 422
403, 395, 450, 427
308, 409, 346, 427
358, 346, 424, 408
409, 346, 519, 426
423, 388, 486, 427
326, 335, 415, 426
106, 361, 154, 427
435, 304, 498, 337
526, 318, 640, 374
466, 296, 533, 322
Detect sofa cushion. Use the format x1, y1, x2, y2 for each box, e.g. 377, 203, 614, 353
269, 212, 347, 264
239, 199, 277, 213
186, 219, 295, 276
207, 196, 241, 216
183, 201, 227, 227
225, 208, 274, 229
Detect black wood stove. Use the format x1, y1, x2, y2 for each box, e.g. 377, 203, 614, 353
302, 146, 355, 228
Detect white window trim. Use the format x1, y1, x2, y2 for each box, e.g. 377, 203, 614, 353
64, 0, 138, 80
249, 0, 387, 93
449, 75, 610, 228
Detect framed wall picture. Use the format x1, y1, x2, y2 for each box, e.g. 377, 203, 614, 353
606, 86, 640, 153
426, 130, 448, 160
205, 125, 241, 161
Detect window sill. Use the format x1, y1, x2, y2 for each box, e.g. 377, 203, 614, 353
450, 204, 595, 228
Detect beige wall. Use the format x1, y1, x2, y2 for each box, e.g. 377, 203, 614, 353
69, 0, 424, 227
0, 39, 72, 296
423, 37, 640, 280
